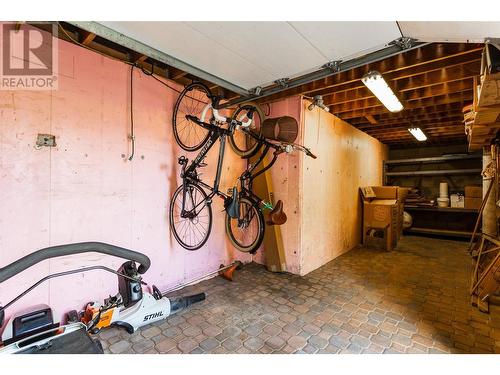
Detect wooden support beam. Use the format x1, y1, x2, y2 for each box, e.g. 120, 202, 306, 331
325, 64, 477, 110
374, 126, 466, 136
170, 67, 190, 81
349, 105, 466, 125
259, 43, 482, 103
135, 54, 148, 64
81, 31, 96, 46
376, 133, 467, 143
319, 56, 480, 105
357, 116, 464, 131
365, 115, 378, 125
387, 136, 467, 146
339, 91, 472, 119
358, 103, 466, 122
363, 121, 465, 136
331, 82, 472, 115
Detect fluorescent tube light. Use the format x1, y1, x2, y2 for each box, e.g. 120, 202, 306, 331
408, 127, 427, 141
361, 71, 403, 113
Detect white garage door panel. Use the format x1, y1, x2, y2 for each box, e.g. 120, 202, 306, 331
185, 22, 327, 85
400, 21, 500, 42
96, 21, 405, 90
289, 21, 401, 61
100, 21, 275, 89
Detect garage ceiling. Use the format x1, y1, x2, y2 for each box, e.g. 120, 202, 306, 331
98, 21, 402, 90
55, 21, 499, 147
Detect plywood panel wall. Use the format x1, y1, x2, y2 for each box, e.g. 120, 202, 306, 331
300, 103, 388, 275
251, 96, 303, 274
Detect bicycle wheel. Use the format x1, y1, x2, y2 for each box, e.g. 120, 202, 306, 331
169, 183, 212, 250
228, 103, 265, 158
173, 82, 213, 152
225, 197, 265, 253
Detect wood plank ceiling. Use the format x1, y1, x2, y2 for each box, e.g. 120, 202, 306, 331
257, 43, 483, 147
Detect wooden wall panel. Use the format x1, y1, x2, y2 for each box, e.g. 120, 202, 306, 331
300, 101, 388, 275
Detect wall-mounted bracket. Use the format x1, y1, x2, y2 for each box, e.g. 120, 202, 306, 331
36, 134, 56, 147
251, 86, 263, 96
390, 37, 418, 50
322, 60, 342, 72
274, 78, 290, 88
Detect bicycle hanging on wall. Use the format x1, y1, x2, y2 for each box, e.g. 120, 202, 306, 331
169, 82, 316, 254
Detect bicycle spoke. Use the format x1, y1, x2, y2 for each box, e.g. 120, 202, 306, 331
173, 83, 211, 151
170, 183, 212, 251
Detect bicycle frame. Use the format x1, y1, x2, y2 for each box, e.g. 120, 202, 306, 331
236, 130, 282, 207
179, 117, 233, 216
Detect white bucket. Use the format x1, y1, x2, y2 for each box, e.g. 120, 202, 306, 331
439, 182, 448, 198
437, 197, 450, 208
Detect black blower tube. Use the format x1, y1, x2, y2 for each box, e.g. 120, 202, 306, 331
0, 242, 151, 284
169, 293, 206, 315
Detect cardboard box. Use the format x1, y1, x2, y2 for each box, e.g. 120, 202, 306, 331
465, 197, 482, 210
450, 194, 465, 208
363, 200, 398, 251
396, 187, 409, 240
465, 185, 482, 198
371, 186, 398, 199
361, 185, 401, 251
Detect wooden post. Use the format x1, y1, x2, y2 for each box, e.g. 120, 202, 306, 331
482, 148, 497, 237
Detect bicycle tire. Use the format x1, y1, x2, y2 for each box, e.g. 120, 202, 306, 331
228, 103, 265, 159
169, 183, 212, 251
225, 197, 265, 253
172, 82, 213, 152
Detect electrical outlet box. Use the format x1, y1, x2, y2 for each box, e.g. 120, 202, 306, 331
36, 134, 56, 147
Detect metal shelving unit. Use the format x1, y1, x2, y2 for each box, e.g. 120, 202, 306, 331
383, 153, 482, 184
384, 153, 482, 238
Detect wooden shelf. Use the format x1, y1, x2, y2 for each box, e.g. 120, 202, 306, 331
385, 154, 481, 165
465, 44, 500, 151
404, 205, 478, 214
385, 168, 481, 177
405, 227, 473, 238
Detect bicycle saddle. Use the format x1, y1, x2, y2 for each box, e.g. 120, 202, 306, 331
225, 187, 240, 219
266, 200, 287, 226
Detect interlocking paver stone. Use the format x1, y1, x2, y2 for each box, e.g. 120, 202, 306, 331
109, 340, 130, 354
309, 335, 329, 349
93, 236, 497, 354
243, 337, 265, 351
199, 337, 220, 351
155, 337, 177, 353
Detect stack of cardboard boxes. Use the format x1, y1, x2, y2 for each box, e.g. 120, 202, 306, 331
465, 185, 482, 210
360, 186, 408, 251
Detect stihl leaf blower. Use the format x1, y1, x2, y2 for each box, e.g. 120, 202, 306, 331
0, 242, 205, 354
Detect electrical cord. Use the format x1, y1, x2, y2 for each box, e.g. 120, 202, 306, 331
128, 65, 135, 161
57, 22, 183, 96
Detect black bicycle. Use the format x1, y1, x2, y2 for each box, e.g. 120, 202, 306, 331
169, 82, 316, 253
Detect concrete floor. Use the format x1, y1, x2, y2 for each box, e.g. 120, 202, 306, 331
97, 235, 499, 354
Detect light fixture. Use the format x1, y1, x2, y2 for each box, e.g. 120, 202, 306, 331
408, 127, 427, 141
307, 95, 330, 112
361, 71, 403, 113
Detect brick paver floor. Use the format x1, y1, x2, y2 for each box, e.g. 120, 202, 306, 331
97, 235, 500, 354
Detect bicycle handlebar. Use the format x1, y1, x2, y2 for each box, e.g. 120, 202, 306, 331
292, 144, 317, 159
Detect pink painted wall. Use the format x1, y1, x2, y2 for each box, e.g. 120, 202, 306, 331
0, 26, 387, 329
0, 28, 252, 326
